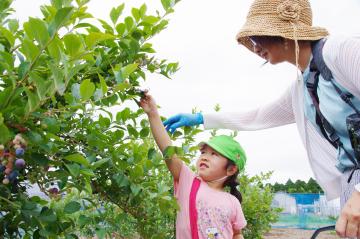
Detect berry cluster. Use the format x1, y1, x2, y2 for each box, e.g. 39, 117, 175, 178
0, 134, 27, 185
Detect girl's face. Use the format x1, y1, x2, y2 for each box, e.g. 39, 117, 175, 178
250, 36, 288, 64
196, 144, 230, 181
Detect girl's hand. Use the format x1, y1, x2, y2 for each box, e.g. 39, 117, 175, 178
139, 91, 158, 116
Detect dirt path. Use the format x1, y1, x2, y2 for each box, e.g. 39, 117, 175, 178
264, 228, 340, 239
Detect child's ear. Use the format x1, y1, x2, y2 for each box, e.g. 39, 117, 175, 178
226, 165, 238, 176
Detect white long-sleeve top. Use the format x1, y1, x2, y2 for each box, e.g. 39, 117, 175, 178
203, 36, 360, 200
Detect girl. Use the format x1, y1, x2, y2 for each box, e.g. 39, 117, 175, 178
139, 92, 247, 239
163, 0, 360, 238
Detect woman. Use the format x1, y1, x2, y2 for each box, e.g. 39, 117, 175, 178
163, 0, 360, 238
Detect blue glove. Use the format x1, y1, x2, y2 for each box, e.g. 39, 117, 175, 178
163, 113, 204, 134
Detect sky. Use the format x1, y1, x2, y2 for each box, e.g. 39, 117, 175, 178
13, 0, 360, 184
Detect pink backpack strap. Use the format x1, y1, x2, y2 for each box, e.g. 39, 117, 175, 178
189, 177, 201, 239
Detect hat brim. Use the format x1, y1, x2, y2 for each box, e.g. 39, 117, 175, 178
236, 15, 329, 52
198, 142, 240, 169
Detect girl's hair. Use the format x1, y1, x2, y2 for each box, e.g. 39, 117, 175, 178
223, 159, 243, 203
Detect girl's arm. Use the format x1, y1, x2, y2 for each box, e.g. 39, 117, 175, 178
233, 230, 244, 239
140, 93, 182, 181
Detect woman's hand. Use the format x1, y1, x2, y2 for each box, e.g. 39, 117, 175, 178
336, 190, 360, 238
139, 91, 158, 116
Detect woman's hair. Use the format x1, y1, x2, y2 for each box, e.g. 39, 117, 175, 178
223, 159, 242, 203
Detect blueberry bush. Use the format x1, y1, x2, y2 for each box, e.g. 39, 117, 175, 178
0, 0, 279, 238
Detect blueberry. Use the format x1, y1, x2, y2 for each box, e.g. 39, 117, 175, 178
0, 165, 5, 173
8, 171, 19, 182
15, 148, 25, 156
15, 159, 25, 169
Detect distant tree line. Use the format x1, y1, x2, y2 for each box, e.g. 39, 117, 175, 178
268, 178, 324, 194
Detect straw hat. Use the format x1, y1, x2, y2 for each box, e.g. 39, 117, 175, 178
236, 0, 329, 52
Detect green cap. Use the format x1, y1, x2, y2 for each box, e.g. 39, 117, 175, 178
199, 135, 247, 171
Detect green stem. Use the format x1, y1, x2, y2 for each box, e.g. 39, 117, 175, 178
0, 196, 21, 208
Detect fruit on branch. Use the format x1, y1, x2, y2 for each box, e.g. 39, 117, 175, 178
15, 158, 26, 169
15, 148, 25, 156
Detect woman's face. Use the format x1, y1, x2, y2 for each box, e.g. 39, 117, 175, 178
250, 36, 288, 64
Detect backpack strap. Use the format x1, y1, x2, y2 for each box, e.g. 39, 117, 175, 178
307, 43, 338, 149
310, 39, 332, 81
308, 39, 360, 180
189, 177, 201, 239
311, 39, 360, 114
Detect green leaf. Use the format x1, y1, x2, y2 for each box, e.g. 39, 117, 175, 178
131, 8, 140, 22
130, 184, 141, 196
39, 207, 57, 223
95, 229, 106, 239
98, 19, 113, 34
8, 19, 19, 32
49, 63, 65, 95
47, 36, 63, 62
71, 83, 81, 99
65, 154, 90, 167
78, 215, 91, 226
64, 201, 81, 214
124, 16, 134, 31
64, 34, 82, 57
21, 38, 40, 62
18, 61, 30, 79
115, 23, 126, 36
25, 18, 50, 47
85, 32, 115, 48
139, 4, 147, 18
80, 79, 95, 101
131, 165, 143, 178
91, 158, 109, 169
113, 173, 129, 187
161, 0, 175, 11
127, 124, 138, 138
29, 72, 52, 100
0, 113, 11, 144
25, 88, 41, 114
0, 26, 15, 47
98, 74, 108, 94
48, 7, 74, 37
65, 163, 80, 177
140, 127, 150, 138
110, 3, 125, 25
142, 16, 160, 25
79, 168, 95, 177
121, 63, 138, 79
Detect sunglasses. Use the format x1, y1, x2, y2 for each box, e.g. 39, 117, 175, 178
249, 35, 284, 48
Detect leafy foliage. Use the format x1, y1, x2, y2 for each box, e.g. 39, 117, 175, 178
0, 0, 279, 238
269, 178, 324, 193
239, 172, 281, 239
0, 0, 180, 237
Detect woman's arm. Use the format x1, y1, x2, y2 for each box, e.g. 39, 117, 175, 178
140, 93, 183, 181
203, 84, 295, 131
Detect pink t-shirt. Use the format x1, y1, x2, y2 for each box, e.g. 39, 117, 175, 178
174, 163, 247, 239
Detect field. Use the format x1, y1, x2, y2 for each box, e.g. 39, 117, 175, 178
264, 228, 340, 239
